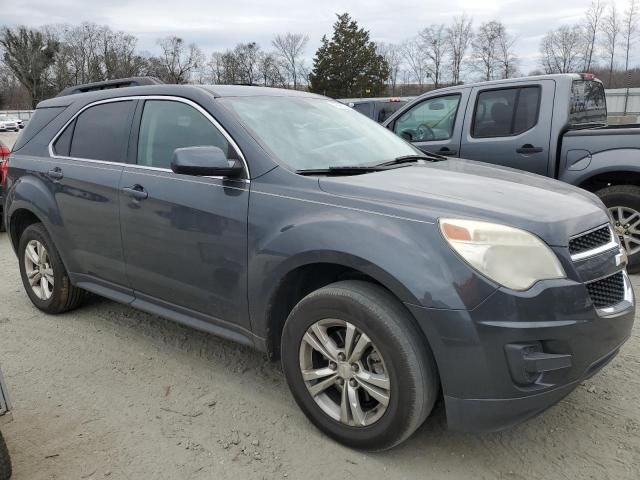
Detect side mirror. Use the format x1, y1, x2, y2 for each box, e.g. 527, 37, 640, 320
400, 131, 414, 142
171, 146, 243, 178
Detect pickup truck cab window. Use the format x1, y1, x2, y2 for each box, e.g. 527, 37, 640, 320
472, 86, 541, 138
137, 99, 236, 169
393, 94, 461, 142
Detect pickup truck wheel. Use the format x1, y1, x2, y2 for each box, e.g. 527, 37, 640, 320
596, 185, 640, 273
0, 430, 11, 480
281, 280, 438, 451
18, 223, 85, 314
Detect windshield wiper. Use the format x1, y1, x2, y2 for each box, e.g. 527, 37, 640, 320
374, 152, 447, 167
296, 165, 390, 176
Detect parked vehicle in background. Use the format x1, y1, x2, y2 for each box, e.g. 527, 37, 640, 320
0, 142, 9, 232
383, 73, 640, 272
3, 78, 635, 450
0, 117, 24, 130
0, 364, 12, 480
0, 119, 18, 133
338, 97, 412, 123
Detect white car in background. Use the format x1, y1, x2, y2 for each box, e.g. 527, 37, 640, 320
0, 117, 18, 132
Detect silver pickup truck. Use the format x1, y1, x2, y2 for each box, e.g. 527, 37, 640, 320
383, 73, 640, 272
0, 366, 12, 480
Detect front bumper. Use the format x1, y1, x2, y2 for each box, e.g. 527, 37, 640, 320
406, 271, 635, 432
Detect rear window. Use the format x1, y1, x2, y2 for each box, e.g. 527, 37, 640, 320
12, 106, 66, 151
472, 86, 541, 138
570, 80, 607, 126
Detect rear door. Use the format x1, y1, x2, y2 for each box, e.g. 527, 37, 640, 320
459, 80, 554, 176
49, 99, 135, 287
119, 98, 250, 330
388, 90, 468, 157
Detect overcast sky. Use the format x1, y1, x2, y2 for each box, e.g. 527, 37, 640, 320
1, 0, 636, 76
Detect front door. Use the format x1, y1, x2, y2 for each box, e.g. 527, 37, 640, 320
119, 98, 250, 329
458, 80, 554, 176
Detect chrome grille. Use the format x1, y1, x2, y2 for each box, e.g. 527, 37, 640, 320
585, 272, 626, 309
569, 225, 612, 256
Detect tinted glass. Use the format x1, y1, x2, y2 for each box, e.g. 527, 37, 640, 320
221, 96, 418, 171
137, 100, 233, 169
53, 119, 74, 156
70, 101, 134, 161
472, 87, 540, 138
13, 106, 66, 152
393, 95, 460, 142
376, 101, 406, 123
570, 80, 607, 125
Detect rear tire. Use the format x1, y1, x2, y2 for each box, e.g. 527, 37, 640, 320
281, 280, 439, 451
18, 223, 85, 314
0, 430, 12, 480
596, 185, 640, 274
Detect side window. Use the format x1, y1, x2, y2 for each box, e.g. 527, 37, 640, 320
352, 103, 371, 116
137, 100, 235, 170
472, 86, 541, 138
68, 101, 134, 161
53, 119, 74, 156
393, 95, 461, 142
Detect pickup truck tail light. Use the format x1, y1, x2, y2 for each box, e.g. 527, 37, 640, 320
0, 143, 10, 188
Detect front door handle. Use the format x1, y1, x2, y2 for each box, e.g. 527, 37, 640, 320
122, 184, 148, 200
516, 144, 543, 154
47, 167, 63, 180
437, 147, 457, 156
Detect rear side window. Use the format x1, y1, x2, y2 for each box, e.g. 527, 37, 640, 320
352, 103, 371, 116
570, 80, 607, 125
137, 100, 235, 170
53, 101, 134, 161
13, 106, 66, 151
472, 86, 541, 138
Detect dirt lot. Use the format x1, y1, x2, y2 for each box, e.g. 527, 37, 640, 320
1, 130, 639, 479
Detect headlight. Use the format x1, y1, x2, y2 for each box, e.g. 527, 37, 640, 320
439, 218, 566, 291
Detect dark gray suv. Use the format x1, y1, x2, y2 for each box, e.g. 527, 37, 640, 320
2, 79, 636, 451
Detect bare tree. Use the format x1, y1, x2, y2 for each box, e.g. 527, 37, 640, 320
401, 37, 429, 87
446, 14, 474, 84
601, 3, 621, 84
234, 42, 261, 85
623, 0, 639, 74
472, 21, 503, 81
419, 24, 447, 88
272, 33, 308, 89
156, 36, 203, 84
539, 25, 583, 73
377, 42, 403, 94
497, 24, 518, 79
582, 0, 606, 71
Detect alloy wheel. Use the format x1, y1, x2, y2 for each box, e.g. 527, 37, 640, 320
298, 319, 391, 427
610, 206, 640, 255
24, 240, 54, 300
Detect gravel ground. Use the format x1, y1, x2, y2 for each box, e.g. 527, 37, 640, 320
0, 130, 639, 479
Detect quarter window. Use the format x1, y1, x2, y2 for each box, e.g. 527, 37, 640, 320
67, 101, 134, 161
472, 87, 541, 138
393, 95, 461, 142
137, 100, 235, 170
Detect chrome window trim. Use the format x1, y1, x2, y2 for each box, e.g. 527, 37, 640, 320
570, 224, 619, 262
47, 95, 251, 180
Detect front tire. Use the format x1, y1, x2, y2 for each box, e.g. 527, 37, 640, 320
596, 185, 640, 274
18, 223, 85, 314
281, 280, 438, 451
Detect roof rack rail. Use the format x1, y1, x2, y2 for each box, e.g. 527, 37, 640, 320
57, 77, 165, 97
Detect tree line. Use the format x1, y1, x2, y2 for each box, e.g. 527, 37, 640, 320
1, 3, 640, 109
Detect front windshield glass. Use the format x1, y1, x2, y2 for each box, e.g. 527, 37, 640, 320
220, 96, 419, 170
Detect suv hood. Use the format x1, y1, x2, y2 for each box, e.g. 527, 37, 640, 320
318, 159, 609, 247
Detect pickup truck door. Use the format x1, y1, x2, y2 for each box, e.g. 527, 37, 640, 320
458, 80, 554, 176
388, 90, 468, 157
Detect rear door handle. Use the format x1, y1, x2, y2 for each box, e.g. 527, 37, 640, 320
516, 144, 543, 154
437, 147, 457, 156
47, 167, 63, 180
122, 184, 148, 200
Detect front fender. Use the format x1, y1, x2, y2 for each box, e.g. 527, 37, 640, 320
247, 180, 498, 338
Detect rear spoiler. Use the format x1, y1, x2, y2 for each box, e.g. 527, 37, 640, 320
57, 77, 165, 97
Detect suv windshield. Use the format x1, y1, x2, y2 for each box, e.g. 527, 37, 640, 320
220, 96, 418, 170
